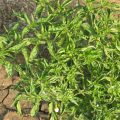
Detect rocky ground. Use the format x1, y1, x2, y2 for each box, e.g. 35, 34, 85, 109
0, 65, 49, 120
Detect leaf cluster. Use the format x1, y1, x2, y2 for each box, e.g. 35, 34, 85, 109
0, 0, 120, 119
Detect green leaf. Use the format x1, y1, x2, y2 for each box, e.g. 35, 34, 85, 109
116, 41, 120, 51
30, 102, 40, 116
70, 99, 78, 106
46, 40, 55, 58
24, 13, 31, 25
4, 62, 13, 76
81, 46, 95, 52
12, 23, 19, 31
9, 40, 31, 52
35, 4, 43, 15
22, 27, 30, 38
17, 101, 22, 114
49, 102, 53, 113
0, 36, 6, 48
62, 0, 72, 7
29, 45, 38, 62
22, 48, 29, 64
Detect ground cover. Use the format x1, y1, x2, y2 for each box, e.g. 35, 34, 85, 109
0, 0, 120, 120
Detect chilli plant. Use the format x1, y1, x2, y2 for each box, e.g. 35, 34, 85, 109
0, 0, 120, 120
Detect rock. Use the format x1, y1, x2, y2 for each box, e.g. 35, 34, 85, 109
20, 100, 33, 114
0, 65, 13, 89
38, 112, 50, 120
0, 104, 7, 120
0, 65, 19, 90
22, 116, 39, 120
0, 104, 6, 114
3, 112, 23, 120
0, 0, 36, 32
3, 89, 18, 109
1, 78, 13, 89
41, 101, 49, 113
0, 89, 8, 103
3, 111, 39, 120
12, 75, 20, 85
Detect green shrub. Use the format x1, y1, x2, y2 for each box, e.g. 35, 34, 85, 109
0, 0, 120, 119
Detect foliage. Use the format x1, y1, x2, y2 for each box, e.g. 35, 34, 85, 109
0, 0, 120, 119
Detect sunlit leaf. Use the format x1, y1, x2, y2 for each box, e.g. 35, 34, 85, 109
17, 101, 22, 114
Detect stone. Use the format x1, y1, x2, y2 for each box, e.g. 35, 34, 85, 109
20, 100, 33, 114
0, 104, 7, 120
3, 89, 18, 109
3, 112, 39, 120
38, 112, 50, 120
0, 89, 8, 103
0, 0, 36, 32
12, 75, 20, 85
41, 101, 49, 113
1, 78, 13, 89
0, 65, 19, 89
